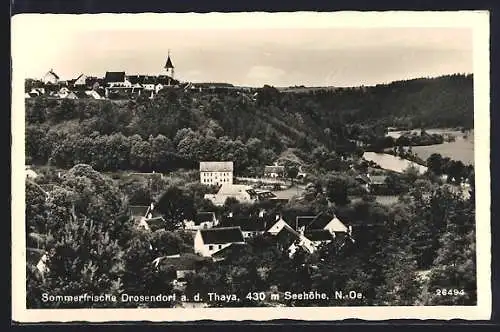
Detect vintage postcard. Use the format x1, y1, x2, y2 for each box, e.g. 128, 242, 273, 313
11, 11, 491, 322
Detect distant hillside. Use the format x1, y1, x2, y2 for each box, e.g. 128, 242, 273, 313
25, 74, 473, 173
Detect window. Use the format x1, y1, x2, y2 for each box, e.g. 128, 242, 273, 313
218, 245, 222, 249
208, 245, 213, 250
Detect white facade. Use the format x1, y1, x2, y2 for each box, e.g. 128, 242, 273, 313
194, 234, 232, 257
74, 74, 87, 86
183, 213, 219, 231
200, 171, 233, 186
323, 217, 348, 233
266, 216, 289, 235
85, 90, 102, 99
193, 227, 245, 257
242, 230, 265, 239
199, 161, 233, 186
42, 70, 59, 84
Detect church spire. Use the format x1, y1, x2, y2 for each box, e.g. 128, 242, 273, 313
164, 50, 175, 79
165, 50, 174, 69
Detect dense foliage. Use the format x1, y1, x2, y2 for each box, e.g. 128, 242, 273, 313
26, 74, 473, 173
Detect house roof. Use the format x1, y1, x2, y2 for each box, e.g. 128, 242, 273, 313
127, 75, 145, 85
142, 76, 157, 85
165, 55, 174, 69
256, 190, 277, 200
355, 174, 371, 184
307, 213, 334, 230
158, 253, 209, 272
370, 175, 388, 185
211, 243, 247, 259
194, 212, 216, 225
74, 90, 88, 99
104, 71, 126, 83
217, 183, 253, 195
146, 217, 166, 232
264, 165, 285, 173
276, 222, 301, 238
45, 69, 60, 80
129, 205, 149, 217
304, 229, 334, 241
157, 75, 174, 85
200, 161, 234, 172
74, 74, 87, 84
199, 227, 245, 244
326, 216, 348, 233
296, 216, 316, 229
26, 247, 46, 266
225, 215, 267, 231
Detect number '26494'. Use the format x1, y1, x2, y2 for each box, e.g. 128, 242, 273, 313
435, 289, 465, 296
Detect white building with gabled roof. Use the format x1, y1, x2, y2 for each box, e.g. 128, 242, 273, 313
199, 161, 234, 186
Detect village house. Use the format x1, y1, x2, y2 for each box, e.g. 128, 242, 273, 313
58, 87, 78, 99
104, 71, 128, 87
306, 212, 351, 235
131, 202, 167, 232
153, 253, 210, 288
264, 164, 285, 178
194, 226, 246, 257
303, 229, 335, 247
25, 165, 39, 180
355, 174, 388, 193
204, 183, 257, 206
42, 69, 60, 85
72, 73, 88, 89
199, 161, 234, 186
221, 213, 269, 239
266, 216, 316, 257
183, 212, 219, 230
240, 222, 267, 239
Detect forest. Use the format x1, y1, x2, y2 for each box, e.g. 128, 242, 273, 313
25, 74, 473, 174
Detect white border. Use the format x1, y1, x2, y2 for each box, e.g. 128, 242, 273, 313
11, 11, 491, 322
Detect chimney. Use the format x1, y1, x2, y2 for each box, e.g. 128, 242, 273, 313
275, 214, 280, 221
348, 225, 353, 236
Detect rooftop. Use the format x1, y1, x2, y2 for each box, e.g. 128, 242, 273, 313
199, 227, 245, 244
194, 212, 216, 225
304, 229, 334, 241
200, 161, 234, 172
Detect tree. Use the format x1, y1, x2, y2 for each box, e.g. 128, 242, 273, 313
157, 186, 195, 230
325, 175, 350, 206
427, 153, 444, 175
285, 166, 299, 185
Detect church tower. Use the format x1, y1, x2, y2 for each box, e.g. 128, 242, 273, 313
164, 50, 175, 79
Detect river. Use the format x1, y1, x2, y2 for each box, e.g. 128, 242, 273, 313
363, 152, 428, 174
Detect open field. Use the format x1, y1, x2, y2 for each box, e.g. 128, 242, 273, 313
351, 195, 399, 206
411, 138, 474, 166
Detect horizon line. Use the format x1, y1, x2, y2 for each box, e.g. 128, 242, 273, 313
26, 72, 473, 89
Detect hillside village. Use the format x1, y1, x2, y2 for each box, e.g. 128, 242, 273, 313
25, 54, 245, 101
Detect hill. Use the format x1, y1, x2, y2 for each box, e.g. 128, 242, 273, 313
25, 74, 473, 173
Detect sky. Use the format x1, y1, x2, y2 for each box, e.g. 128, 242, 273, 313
12, 13, 474, 87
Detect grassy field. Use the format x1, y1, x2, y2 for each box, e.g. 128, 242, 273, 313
351, 195, 399, 206
411, 138, 474, 166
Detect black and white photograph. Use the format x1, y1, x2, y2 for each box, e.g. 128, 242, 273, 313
11, 11, 490, 322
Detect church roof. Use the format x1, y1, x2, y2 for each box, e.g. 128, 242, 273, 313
165, 55, 174, 69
